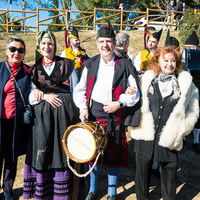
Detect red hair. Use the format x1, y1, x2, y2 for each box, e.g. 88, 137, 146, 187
147, 46, 182, 75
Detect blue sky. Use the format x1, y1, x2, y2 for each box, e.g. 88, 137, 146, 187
0, 1, 77, 31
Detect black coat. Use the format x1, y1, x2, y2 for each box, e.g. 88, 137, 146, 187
0, 61, 32, 161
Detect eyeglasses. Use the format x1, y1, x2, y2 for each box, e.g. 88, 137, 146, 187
8, 46, 25, 54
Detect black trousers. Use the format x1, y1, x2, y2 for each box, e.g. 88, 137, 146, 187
135, 153, 177, 200
0, 119, 17, 193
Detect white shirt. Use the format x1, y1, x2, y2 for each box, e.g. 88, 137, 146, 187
73, 55, 140, 111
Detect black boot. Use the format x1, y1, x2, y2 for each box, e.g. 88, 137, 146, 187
85, 192, 97, 200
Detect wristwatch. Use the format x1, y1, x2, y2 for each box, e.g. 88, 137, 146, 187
118, 100, 123, 108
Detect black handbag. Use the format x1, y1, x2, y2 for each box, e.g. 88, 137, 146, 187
5, 62, 32, 124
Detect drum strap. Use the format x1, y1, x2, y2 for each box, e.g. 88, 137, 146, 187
66, 149, 102, 178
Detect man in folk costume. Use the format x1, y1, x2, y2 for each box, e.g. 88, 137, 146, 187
182, 31, 200, 153
61, 28, 89, 79
134, 28, 162, 74
73, 21, 140, 200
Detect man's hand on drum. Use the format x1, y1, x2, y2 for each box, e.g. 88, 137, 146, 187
33, 88, 44, 101
103, 101, 121, 113
42, 93, 63, 108
125, 86, 137, 95
80, 108, 89, 123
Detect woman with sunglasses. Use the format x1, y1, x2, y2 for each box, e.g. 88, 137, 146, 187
0, 37, 31, 200
23, 31, 79, 200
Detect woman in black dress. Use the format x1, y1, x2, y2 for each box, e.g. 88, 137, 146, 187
23, 31, 79, 200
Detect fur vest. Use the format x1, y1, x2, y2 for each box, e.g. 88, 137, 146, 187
130, 70, 199, 151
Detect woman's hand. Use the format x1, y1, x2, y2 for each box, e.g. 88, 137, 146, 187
80, 108, 89, 123
103, 101, 121, 113
42, 93, 63, 108
33, 88, 44, 101
125, 87, 136, 95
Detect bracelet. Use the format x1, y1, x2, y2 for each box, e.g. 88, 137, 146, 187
118, 100, 123, 108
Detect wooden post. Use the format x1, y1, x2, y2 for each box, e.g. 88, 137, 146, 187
65, 9, 68, 30
37, 7, 39, 32
6, 9, 9, 33
120, 9, 123, 31
94, 7, 96, 31
146, 8, 149, 26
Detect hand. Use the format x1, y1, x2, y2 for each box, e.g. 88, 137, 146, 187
42, 93, 63, 108
125, 87, 136, 95
103, 101, 121, 113
80, 108, 89, 123
76, 57, 81, 63
33, 88, 44, 101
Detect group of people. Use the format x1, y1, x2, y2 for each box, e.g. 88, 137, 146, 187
168, 0, 188, 25
0, 20, 199, 200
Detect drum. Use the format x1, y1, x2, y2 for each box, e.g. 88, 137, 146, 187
62, 121, 108, 163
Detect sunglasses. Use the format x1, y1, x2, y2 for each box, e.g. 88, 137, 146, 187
8, 46, 25, 54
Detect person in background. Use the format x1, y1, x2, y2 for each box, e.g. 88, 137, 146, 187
182, 31, 200, 153
61, 28, 89, 79
128, 46, 199, 200
73, 21, 140, 200
174, 0, 183, 30
0, 37, 31, 200
134, 29, 162, 75
182, 2, 188, 12
116, 2, 126, 31
168, 0, 176, 10
114, 32, 134, 65
23, 31, 79, 200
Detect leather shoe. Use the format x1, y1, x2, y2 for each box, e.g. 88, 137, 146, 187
107, 195, 116, 200
193, 143, 200, 153
85, 192, 96, 200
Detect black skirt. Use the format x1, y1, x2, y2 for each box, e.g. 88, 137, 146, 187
29, 93, 79, 171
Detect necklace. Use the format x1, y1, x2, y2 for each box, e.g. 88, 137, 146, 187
42, 57, 54, 68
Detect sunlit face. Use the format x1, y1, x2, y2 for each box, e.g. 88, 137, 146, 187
70, 37, 80, 49
159, 52, 176, 75
40, 37, 55, 59
96, 37, 115, 60
147, 37, 158, 51
6, 41, 26, 64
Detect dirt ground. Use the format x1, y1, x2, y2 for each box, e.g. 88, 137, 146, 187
0, 133, 200, 200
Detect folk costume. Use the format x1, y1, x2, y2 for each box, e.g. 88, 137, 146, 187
0, 59, 31, 199
130, 70, 199, 200
23, 31, 79, 200
61, 28, 89, 79
134, 29, 162, 73
73, 21, 140, 199
182, 31, 200, 153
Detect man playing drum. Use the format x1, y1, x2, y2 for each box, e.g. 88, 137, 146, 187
73, 21, 140, 200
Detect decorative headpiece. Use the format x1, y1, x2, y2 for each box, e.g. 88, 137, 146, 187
165, 29, 180, 50
97, 21, 115, 39
185, 31, 199, 46
149, 28, 163, 42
